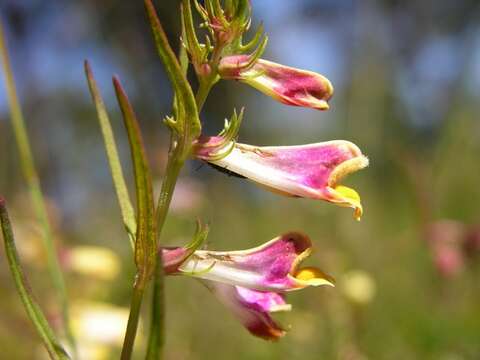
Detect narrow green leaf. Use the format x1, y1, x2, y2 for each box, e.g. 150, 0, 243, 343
212, 0, 228, 27
0, 21, 75, 354
113, 77, 156, 281
0, 198, 70, 360
179, 13, 190, 76
181, 0, 204, 64
144, 0, 201, 147
224, 0, 235, 18
84, 61, 137, 246
113, 78, 156, 360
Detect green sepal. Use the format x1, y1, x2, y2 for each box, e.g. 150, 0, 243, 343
202, 107, 244, 161
193, 0, 209, 21
186, 219, 210, 252
244, 35, 268, 69
171, 219, 211, 271
181, 0, 206, 65
233, 0, 252, 27
240, 23, 265, 53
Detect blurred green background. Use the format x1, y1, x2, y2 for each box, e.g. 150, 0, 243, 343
1, 0, 480, 359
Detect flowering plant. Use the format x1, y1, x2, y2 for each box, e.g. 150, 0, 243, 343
0, 0, 367, 359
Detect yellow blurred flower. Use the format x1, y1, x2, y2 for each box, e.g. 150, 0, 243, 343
340, 270, 376, 305
67, 246, 121, 281
71, 301, 140, 360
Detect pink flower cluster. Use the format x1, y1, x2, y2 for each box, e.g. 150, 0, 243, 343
162, 0, 369, 340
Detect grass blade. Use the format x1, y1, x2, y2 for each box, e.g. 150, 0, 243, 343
0, 198, 70, 360
0, 21, 75, 354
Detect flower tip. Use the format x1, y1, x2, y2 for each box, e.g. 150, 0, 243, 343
314, 99, 330, 111
248, 325, 287, 341
354, 205, 363, 221
333, 185, 363, 220
326, 149, 368, 219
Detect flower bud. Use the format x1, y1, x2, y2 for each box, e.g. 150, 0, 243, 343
219, 55, 334, 110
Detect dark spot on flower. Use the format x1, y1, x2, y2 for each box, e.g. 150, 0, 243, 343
207, 162, 247, 179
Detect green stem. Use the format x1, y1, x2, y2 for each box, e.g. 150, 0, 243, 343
146, 52, 216, 357
145, 3, 218, 353
145, 257, 165, 360
120, 281, 146, 360
0, 22, 76, 356
195, 78, 216, 110
146, 148, 184, 360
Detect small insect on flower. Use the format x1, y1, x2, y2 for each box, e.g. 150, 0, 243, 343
206, 163, 247, 179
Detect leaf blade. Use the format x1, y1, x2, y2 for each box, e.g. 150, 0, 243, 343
113, 77, 156, 281
0, 199, 70, 360
84, 60, 137, 244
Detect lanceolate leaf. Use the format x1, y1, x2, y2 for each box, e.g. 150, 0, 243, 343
113, 77, 156, 281
84, 61, 137, 246
0, 199, 70, 360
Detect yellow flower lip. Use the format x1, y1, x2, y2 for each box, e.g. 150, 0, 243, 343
327, 146, 369, 220
332, 185, 363, 221
294, 267, 335, 287
288, 246, 335, 288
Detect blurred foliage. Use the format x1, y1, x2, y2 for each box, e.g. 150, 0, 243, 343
1, 0, 480, 359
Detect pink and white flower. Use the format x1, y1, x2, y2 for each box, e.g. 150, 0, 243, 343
219, 55, 334, 110
162, 232, 334, 340
194, 138, 369, 220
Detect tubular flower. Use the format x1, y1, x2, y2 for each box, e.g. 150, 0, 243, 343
194, 138, 369, 220
218, 55, 334, 110
162, 232, 334, 340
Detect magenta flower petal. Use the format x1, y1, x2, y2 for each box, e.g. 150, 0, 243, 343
194, 138, 369, 219
219, 55, 334, 110
169, 232, 334, 291
205, 283, 290, 340
161, 247, 190, 274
